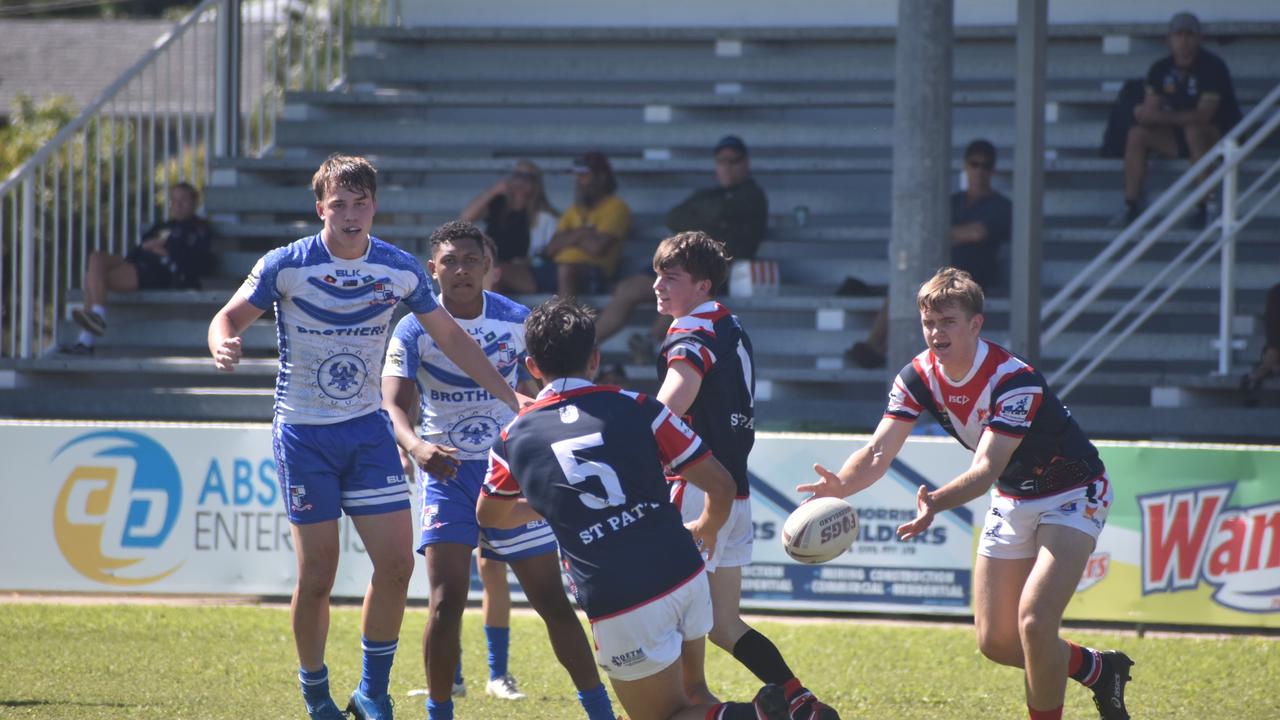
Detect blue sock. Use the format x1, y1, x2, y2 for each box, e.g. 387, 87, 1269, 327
454, 656, 464, 685
358, 636, 397, 699
578, 682, 615, 720
298, 665, 331, 710
484, 625, 510, 679
426, 697, 454, 720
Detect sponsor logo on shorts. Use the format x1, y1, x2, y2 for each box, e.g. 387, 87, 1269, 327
52, 431, 184, 586
1058, 501, 1079, 513
610, 648, 647, 668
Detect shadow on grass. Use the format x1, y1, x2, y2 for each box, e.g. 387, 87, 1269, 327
1, 699, 139, 709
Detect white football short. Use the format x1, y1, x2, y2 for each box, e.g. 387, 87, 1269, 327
977, 474, 1112, 560
671, 481, 753, 572
589, 569, 713, 682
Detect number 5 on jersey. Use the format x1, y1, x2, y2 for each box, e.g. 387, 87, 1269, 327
551, 433, 627, 509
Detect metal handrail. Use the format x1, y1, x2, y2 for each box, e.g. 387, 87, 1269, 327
1044, 80, 1280, 395
1041, 80, 1280, 332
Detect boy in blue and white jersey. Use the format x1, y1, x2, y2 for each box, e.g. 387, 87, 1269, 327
208, 156, 523, 720
382, 221, 615, 720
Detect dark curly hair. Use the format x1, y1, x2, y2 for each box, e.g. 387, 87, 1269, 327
429, 220, 489, 257
524, 297, 597, 379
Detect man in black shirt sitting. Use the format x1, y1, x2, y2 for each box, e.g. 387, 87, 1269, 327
1116, 11, 1241, 229
64, 182, 215, 355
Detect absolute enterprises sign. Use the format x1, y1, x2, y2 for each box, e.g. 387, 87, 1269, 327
0, 423, 411, 598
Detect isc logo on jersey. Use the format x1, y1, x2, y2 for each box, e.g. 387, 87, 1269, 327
51, 431, 185, 586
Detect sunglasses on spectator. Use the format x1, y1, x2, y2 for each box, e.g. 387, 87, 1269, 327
965, 157, 994, 171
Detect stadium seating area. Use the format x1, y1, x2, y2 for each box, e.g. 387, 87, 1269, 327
9, 22, 1280, 439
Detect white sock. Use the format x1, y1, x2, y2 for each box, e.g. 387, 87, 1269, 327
91, 304, 107, 320
78, 330, 95, 347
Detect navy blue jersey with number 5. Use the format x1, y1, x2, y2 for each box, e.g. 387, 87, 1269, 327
482, 379, 710, 620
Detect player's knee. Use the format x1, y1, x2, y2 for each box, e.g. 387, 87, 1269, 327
295, 571, 336, 601
976, 632, 1019, 666
428, 586, 468, 622
1017, 609, 1059, 651
372, 549, 415, 587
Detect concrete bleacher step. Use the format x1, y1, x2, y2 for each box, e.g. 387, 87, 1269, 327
271, 118, 1107, 155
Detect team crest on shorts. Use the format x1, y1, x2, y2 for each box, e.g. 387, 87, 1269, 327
290, 486, 313, 513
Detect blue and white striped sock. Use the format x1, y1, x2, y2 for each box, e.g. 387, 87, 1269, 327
298, 664, 331, 710
358, 636, 398, 698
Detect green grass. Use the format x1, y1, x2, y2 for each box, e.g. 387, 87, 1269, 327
0, 602, 1276, 719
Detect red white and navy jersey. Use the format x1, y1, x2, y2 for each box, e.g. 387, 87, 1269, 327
656, 300, 755, 498
482, 378, 710, 620
885, 340, 1104, 498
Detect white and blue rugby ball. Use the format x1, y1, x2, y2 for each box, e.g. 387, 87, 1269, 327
781, 497, 859, 564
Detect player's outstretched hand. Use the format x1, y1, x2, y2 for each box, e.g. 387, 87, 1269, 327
796, 463, 846, 499
684, 519, 718, 563
896, 485, 937, 540
515, 391, 536, 409
410, 442, 460, 480
213, 336, 243, 371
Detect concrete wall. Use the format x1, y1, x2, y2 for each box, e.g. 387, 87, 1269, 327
400, 0, 1280, 28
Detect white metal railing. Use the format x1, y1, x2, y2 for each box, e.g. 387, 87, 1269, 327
1042, 81, 1280, 397
0, 0, 396, 359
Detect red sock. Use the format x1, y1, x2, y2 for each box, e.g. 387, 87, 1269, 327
1028, 705, 1063, 720
1065, 640, 1084, 676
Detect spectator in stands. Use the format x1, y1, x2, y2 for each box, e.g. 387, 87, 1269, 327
63, 182, 214, 355
540, 152, 630, 298
1241, 282, 1280, 407
594, 135, 768, 359
459, 160, 559, 295
846, 139, 1010, 369
1114, 11, 1241, 229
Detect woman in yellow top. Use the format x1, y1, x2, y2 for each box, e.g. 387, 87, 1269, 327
541, 152, 631, 297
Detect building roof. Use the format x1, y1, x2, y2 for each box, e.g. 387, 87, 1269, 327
0, 19, 182, 118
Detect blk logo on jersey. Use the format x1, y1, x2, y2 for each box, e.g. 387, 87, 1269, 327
1139, 484, 1280, 612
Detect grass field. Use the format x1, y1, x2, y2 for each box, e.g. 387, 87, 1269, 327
0, 601, 1276, 719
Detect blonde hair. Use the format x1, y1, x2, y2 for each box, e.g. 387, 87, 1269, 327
513, 160, 558, 230
917, 267, 985, 316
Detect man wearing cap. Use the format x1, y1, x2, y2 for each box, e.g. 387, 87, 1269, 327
594, 136, 769, 351
1117, 11, 1241, 228
542, 151, 632, 297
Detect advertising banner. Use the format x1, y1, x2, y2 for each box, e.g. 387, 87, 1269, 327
0, 422, 423, 598
1067, 443, 1280, 628
742, 434, 979, 614
5, 421, 1276, 628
